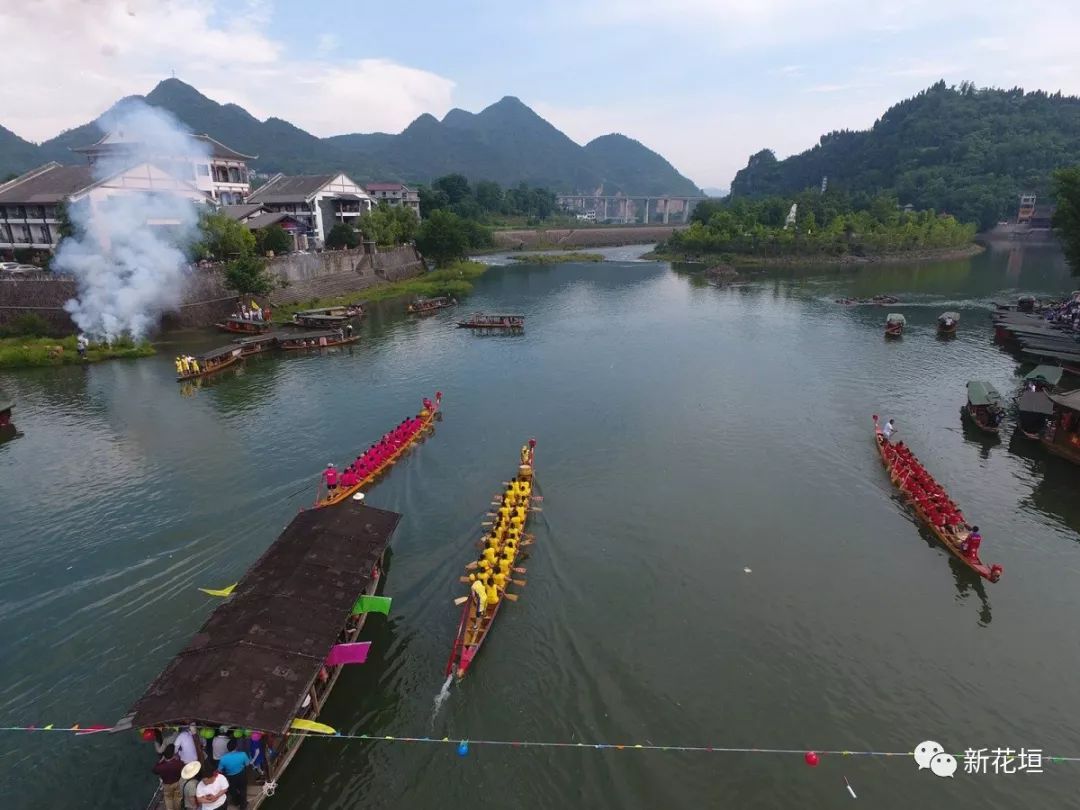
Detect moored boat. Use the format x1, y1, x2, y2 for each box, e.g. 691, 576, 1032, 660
1017, 389, 1054, 439
234, 334, 277, 357
457, 312, 525, 331
1022, 364, 1064, 393
116, 500, 402, 810
407, 296, 457, 314
962, 380, 1005, 434
937, 311, 959, 335
216, 315, 272, 335
175, 345, 243, 382
278, 329, 358, 351
289, 312, 354, 330
314, 393, 442, 507
872, 416, 1003, 582
0, 396, 11, 428
1041, 390, 1080, 465
446, 439, 537, 678
884, 313, 906, 338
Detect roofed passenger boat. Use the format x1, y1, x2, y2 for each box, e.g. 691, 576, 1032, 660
963, 380, 1005, 434
1023, 364, 1065, 393
234, 334, 277, 357
289, 312, 354, 329
884, 313, 906, 338
314, 393, 442, 508
457, 312, 525, 331
407, 296, 457, 315
446, 439, 537, 678
176, 345, 243, 382
1041, 390, 1080, 465
1017, 389, 1055, 439
216, 315, 272, 335
295, 304, 363, 319
116, 501, 402, 810
937, 311, 959, 335
872, 416, 1003, 582
278, 330, 358, 351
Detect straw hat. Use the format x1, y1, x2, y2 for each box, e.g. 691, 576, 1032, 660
181, 761, 201, 780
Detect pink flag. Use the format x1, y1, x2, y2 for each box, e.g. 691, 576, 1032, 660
325, 642, 371, 666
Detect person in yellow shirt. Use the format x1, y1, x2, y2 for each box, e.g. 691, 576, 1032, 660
485, 576, 499, 607
493, 570, 508, 591
175, 357, 184, 375
470, 578, 487, 631
483, 546, 497, 565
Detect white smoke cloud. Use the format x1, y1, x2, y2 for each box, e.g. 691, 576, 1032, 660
58, 102, 210, 341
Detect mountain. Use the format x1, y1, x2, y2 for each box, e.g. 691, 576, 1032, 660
0, 125, 44, 179
730, 81, 1080, 228
5, 79, 699, 195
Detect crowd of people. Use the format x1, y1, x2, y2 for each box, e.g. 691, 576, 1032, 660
1041, 291, 1080, 331
149, 725, 267, 810
879, 429, 983, 559
468, 470, 532, 625
319, 395, 441, 500
234, 301, 270, 322
174, 356, 202, 377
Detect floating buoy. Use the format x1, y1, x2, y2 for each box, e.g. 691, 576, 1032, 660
805, 751, 820, 767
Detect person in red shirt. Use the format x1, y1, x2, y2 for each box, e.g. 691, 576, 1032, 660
341, 467, 357, 489
322, 464, 338, 492
961, 527, 982, 558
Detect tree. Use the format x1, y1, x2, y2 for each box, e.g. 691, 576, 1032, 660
415, 210, 470, 266
256, 224, 293, 256
357, 203, 420, 246
432, 173, 471, 205
223, 255, 277, 296
474, 180, 504, 213
198, 211, 256, 260
1053, 166, 1080, 273
325, 222, 359, 250
419, 186, 450, 218
55, 200, 76, 239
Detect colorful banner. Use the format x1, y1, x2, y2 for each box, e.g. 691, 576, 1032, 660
351, 595, 392, 616
325, 642, 371, 666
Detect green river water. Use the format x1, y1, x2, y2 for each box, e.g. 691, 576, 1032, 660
2, 244, 1080, 809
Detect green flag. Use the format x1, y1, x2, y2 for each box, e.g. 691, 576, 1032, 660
352, 595, 392, 616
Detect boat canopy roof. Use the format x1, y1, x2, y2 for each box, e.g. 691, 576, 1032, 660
966, 380, 1003, 407
199, 345, 242, 361
886, 313, 906, 325
1018, 390, 1055, 415
296, 313, 348, 322
123, 502, 401, 734
280, 330, 347, 341
235, 334, 276, 345
1024, 365, 1065, 386
0, 399, 11, 413
939, 311, 960, 321
1049, 390, 1080, 413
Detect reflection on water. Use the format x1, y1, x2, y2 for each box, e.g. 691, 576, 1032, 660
2, 245, 1080, 810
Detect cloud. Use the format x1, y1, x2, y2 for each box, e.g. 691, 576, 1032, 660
316, 33, 339, 55
0, 0, 455, 141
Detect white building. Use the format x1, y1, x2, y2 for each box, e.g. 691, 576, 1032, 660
0, 161, 209, 251
247, 173, 374, 247
72, 132, 255, 204
364, 182, 421, 217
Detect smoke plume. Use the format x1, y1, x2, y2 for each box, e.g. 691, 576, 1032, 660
58, 102, 209, 341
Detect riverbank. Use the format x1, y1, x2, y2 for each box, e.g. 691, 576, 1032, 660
647, 243, 984, 267
0, 335, 154, 369
493, 224, 683, 250
271, 260, 487, 320
507, 252, 604, 264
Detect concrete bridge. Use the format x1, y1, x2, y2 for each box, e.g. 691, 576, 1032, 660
556, 194, 708, 224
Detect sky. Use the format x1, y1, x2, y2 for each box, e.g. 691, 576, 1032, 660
2, 0, 1080, 189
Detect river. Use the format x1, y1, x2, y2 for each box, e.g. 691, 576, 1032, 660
2, 244, 1079, 809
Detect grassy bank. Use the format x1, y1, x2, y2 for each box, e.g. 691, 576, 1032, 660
0, 335, 155, 369
646, 243, 984, 267
272, 260, 489, 319
507, 252, 604, 264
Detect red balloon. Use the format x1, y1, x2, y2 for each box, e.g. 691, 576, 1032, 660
141, 728, 156, 742
804, 751, 820, 767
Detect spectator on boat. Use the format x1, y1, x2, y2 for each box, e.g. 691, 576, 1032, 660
174, 724, 201, 765
153, 744, 185, 810
882, 419, 896, 442
210, 728, 230, 762
961, 527, 982, 558
180, 761, 202, 810
195, 763, 229, 810
323, 464, 338, 493
217, 739, 251, 810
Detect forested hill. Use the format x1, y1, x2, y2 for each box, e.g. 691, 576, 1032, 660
730, 81, 1080, 228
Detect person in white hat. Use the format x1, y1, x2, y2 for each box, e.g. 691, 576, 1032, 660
322, 463, 338, 494
180, 761, 202, 810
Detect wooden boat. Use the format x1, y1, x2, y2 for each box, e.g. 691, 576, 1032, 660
1017, 389, 1054, 439
295, 304, 363, 318
457, 312, 525, 331
407, 296, 457, 314
884, 312, 906, 338
446, 439, 537, 678
278, 330, 359, 351
962, 380, 1005, 434
834, 294, 900, 306
118, 500, 402, 810
0, 396, 11, 429
289, 312, 354, 330
1041, 390, 1080, 465
872, 416, 1003, 582
937, 311, 959, 335
1022, 364, 1064, 393
314, 392, 442, 507
234, 334, 277, 357
176, 345, 243, 382
216, 315, 272, 335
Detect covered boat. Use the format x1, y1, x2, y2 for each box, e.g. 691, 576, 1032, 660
873, 416, 1003, 582
937, 311, 959, 335
176, 345, 243, 382
216, 315, 272, 335
407, 296, 457, 314
963, 380, 1005, 433
446, 439, 537, 678
884, 312, 906, 337
457, 312, 525, 331
1023, 364, 1065, 393
117, 501, 402, 810
234, 334, 277, 357
1017, 389, 1055, 439
289, 312, 353, 329
278, 329, 358, 351
1042, 390, 1080, 465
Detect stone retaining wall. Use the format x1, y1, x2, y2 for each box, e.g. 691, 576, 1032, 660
0, 246, 427, 334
